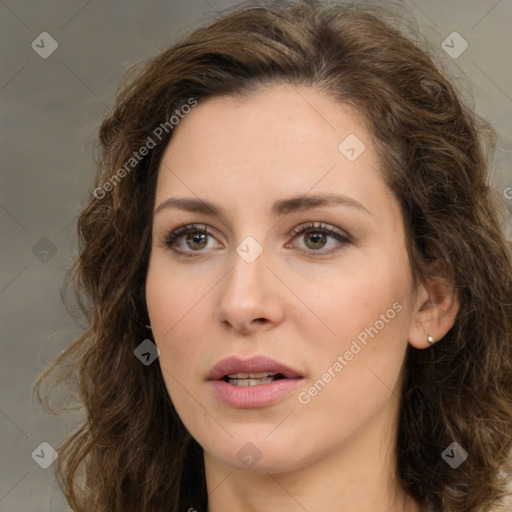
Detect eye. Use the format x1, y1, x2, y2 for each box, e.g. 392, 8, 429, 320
287, 222, 352, 254
164, 223, 221, 255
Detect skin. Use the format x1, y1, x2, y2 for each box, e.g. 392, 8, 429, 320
145, 83, 459, 512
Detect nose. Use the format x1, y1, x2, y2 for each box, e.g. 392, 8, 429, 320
215, 243, 285, 335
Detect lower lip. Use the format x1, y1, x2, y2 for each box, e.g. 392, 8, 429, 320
209, 378, 304, 408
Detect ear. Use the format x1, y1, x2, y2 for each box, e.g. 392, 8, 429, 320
408, 262, 460, 349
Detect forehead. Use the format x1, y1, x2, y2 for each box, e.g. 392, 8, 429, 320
162, 84, 372, 162
154, 84, 395, 220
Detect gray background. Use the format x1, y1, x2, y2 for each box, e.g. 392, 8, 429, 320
1, 1, 511, 511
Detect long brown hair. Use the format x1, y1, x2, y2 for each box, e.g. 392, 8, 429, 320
34, 1, 512, 510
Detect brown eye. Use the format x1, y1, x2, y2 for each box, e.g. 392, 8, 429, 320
289, 222, 352, 255
304, 231, 328, 250
164, 224, 221, 255
185, 232, 208, 250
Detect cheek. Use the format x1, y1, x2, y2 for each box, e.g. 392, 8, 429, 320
146, 270, 210, 427
305, 259, 410, 352
145, 261, 206, 375
146, 256, 207, 338
299, 258, 411, 404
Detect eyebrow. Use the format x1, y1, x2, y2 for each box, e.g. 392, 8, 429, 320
154, 192, 372, 218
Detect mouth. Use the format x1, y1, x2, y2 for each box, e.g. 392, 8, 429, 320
221, 372, 288, 387
208, 357, 304, 408
208, 356, 303, 383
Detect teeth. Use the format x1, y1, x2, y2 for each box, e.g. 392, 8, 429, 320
224, 372, 281, 387
226, 372, 276, 379
228, 378, 274, 387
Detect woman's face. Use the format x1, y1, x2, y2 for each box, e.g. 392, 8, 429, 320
146, 83, 424, 475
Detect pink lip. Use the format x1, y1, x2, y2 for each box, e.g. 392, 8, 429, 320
207, 356, 304, 408
208, 356, 303, 381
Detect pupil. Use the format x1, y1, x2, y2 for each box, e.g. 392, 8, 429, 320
306, 232, 326, 249
187, 232, 207, 250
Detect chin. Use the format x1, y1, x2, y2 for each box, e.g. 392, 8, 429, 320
203, 432, 311, 474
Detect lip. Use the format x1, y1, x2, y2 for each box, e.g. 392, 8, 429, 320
207, 356, 304, 408
208, 356, 303, 381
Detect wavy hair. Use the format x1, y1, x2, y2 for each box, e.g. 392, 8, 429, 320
34, 1, 512, 511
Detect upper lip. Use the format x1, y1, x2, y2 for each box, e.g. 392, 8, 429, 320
207, 356, 304, 380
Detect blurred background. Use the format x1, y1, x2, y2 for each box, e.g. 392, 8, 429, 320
1, 1, 511, 510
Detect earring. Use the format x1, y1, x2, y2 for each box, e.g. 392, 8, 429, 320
145, 325, 152, 330
425, 331, 435, 344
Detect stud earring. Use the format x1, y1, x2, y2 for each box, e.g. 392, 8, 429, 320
425, 331, 435, 344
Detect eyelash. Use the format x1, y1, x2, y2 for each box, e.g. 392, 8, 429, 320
163, 222, 352, 257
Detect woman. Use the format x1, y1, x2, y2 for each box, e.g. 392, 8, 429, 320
34, 1, 512, 511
